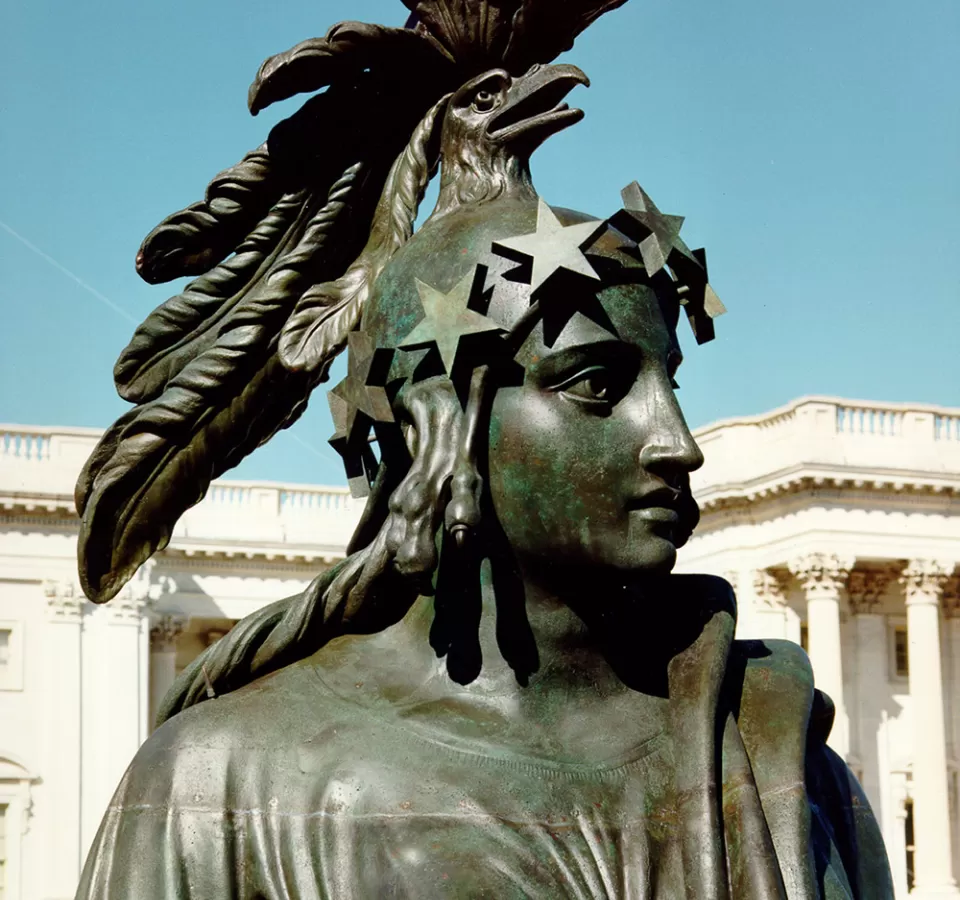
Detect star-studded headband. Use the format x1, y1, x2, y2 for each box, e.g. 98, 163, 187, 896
328, 181, 725, 497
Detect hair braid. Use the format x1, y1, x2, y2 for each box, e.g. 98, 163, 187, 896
156, 379, 466, 725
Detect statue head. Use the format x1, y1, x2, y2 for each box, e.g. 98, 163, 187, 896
321, 189, 706, 682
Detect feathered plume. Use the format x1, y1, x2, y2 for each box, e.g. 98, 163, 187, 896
278, 93, 449, 373
248, 21, 448, 115
136, 146, 278, 285
117, 190, 310, 402
503, 0, 630, 71
77, 164, 365, 602
400, 0, 630, 72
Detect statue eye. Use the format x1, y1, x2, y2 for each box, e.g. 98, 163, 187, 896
556, 366, 623, 409
473, 90, 498, 112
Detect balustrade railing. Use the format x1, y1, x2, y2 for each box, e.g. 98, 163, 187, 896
690, 397, 960, 499
0, 426, 362, 550
836, 404, 902, 437
1, 429, 52, 462
935, 415, 960, 441
280, 487, 352, 513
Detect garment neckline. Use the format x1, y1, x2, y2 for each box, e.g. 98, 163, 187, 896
306, 659, 667, 779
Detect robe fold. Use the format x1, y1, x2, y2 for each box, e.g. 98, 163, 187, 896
77, 636, 893, 900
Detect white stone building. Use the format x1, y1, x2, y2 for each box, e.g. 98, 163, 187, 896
0, 426, 362, 900
1, 395, 959, 898
676, 397, 960, 899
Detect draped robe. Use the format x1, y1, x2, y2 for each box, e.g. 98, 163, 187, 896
77, 603, 894, 900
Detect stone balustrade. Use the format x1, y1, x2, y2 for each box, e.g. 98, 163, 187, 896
690, 396, 960, 509
0, 425, 363, 555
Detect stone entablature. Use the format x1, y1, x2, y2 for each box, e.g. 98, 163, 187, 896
690, 396, 960, 515
0, 425, 363, 563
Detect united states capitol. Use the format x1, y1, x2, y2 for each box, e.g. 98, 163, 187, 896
1, 394, 959, 899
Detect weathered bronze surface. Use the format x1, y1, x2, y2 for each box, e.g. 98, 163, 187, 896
75, 1, 893, 897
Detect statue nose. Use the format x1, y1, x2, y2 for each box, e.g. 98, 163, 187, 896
638, 399, 704, 478
639, 437, 704, 478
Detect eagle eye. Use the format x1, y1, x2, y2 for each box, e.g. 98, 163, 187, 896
473, 89, 499, 112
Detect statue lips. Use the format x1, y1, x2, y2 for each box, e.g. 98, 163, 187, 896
488, 63, 590, 145
628, 486, 683, 531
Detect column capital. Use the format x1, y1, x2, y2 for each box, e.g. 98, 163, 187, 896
722, 570, 740, 594
753, 569, 788, 609
106, 593, 154, 624
788, 553, 854, 599
150, 614, 186, 650
901, 559, 955, 607
847, 568, 894, 615
106, 560, 165, 624
43, 580, 86, 623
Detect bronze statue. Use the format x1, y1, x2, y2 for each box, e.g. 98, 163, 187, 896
75, 2, 893, 897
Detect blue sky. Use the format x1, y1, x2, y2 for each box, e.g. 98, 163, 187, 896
1, 0, 957, 486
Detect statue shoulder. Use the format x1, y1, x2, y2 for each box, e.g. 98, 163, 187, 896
728, 638, 817, 774
731, 638, 838, 746
729, 639, 894, 898
120, 661, 360, 804
78, 660, 382, 898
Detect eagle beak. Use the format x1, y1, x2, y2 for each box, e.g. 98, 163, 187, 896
488, 63, 590, 147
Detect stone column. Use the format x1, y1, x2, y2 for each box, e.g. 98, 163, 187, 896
901, 559, 959, 898
945, 577, 960, 878
42, 579, 85, 899
105, 591, 152, 781
890, 783, 911, 900
847, 568, 893, 818
149, 614, 185, 729
789, 553, 853, 757
752, 569, 792, 641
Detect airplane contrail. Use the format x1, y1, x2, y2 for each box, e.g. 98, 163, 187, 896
0, 218, 340, 467
0, 219, 139, 325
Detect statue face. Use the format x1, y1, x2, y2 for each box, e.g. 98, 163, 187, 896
487, 281, 703, 583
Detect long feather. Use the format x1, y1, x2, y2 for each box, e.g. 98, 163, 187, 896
78, 351, 316, 603
116, 190, 310, 403
278, 94, 449, 373
77, 164, 366, 602
248, 21, 444, 115
136, 146, 279, 285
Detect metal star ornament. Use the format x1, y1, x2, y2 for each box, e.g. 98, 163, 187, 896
399, 272, 504, 374
610, 181, 702, 278
327, 332, 395, 498
328, 331, 395, 436
492, 198, 606, 293
327, 391, 371, 497
673, 248, 727, 345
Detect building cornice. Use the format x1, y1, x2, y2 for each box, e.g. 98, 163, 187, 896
694, 477, 960, 537
689, 398, 960, 521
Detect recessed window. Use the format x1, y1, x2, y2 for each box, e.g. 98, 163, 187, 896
895, 626, 910, 678
0, 624, 22, 692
